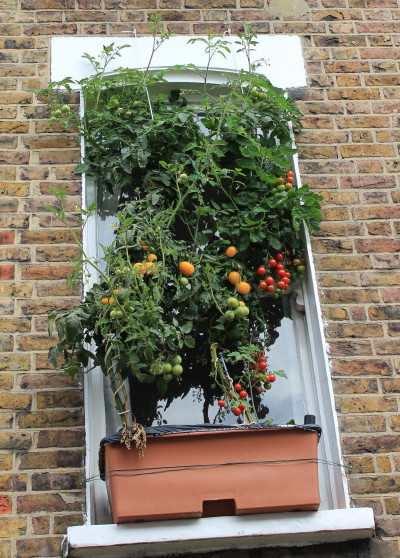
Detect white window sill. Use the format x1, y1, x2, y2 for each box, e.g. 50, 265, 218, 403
63, 507, 374, 558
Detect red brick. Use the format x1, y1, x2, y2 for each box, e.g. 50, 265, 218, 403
382, 289, 400, 303
0, 495, 12, 515
0, 231, 15, 245
0, 264, 14, 280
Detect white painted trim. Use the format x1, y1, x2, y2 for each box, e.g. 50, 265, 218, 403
63, 508, 375, 558
51, 35, 306, 89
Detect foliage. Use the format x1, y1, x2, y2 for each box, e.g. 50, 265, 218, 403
38, 26, 323, 435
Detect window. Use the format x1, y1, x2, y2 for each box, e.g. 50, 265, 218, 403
51, 35, 374, 556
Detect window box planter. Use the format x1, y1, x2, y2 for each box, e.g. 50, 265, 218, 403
99, 420, 321, 524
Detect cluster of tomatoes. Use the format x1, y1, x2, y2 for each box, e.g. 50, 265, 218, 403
256, 250, 307, 297
256, 252, 291, 297
250, 350, 276, 390
270, 170, 295, 194
217, 350, 277, 417
218, 383, 249, 416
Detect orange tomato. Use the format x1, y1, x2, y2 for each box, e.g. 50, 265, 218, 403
237, 281, 251, 295
145, 261, 158, 275
179, 261, 195, 276
227, 271, 241, 285
101, 298, 109, 304
225, 246, 237, 258
133, 262, 146, 274
147, 253, 157, 262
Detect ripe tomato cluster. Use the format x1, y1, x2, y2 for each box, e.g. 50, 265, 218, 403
217, 350, 278, 418
256, 250, 307, 298
257, 252, 291, 297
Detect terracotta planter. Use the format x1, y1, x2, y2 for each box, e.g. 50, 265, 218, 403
100, 423, 321, 524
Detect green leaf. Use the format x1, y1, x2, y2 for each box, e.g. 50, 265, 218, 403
184, 336, 195, 348
181, 321, 193, 334
64, 312, 83, 344
47, 311, 58, 338
74, 162, 90, 174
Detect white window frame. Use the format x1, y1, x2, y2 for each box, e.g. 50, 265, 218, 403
50, 35, 374, 557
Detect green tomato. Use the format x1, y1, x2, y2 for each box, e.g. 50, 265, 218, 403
177, 173, 188, 184
235, 305, 249, 318
172, 355, 182, 365
162, 363, 172, 373
52, 109, 62, 117
224, 310, 236, 321
61, 104, 71, 114
172, 364, 183, 376
163, 373, 173, 382
227, 297, 239, 308
110, 309, 123, 319
179, 277, 189, 286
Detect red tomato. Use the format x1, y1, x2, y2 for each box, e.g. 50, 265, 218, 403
277, 269, 286, 278
257, 266, 266, 275
238, 403, 246, 411
258, 362, 267, 371
268, 259, 277, 267
232, 407, 242, 416
239, 390, 248, 399
276, 263, 284, 271
266, 276, 274, 285
234, 384, 242, 392
259, 281, 267, 290
266, 285, 275, 292
277, 280, 285, 289
268, 374, 276, 383
275, 253, 284, 262
218, 400, 226, 407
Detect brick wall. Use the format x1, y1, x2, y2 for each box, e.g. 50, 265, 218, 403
1, 0, 400, 557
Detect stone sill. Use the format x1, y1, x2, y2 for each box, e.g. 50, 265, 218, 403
63, 507, 374, 558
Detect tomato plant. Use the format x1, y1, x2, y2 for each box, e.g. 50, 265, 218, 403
41, 24, 322, 442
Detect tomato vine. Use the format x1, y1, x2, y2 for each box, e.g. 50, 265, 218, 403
38, 22, 322, 439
